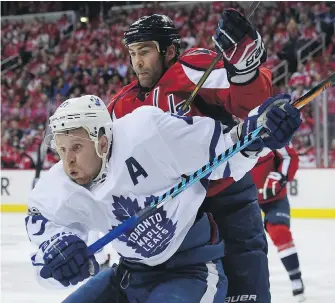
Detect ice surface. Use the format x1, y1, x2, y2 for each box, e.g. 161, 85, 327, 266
1, 214, 334, 303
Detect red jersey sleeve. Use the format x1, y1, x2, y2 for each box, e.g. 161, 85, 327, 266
179, 48, 273, 119
223, 68, 273, 118
107, 81, 140, 119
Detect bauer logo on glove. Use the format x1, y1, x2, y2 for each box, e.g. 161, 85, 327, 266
213, 8, 267, 83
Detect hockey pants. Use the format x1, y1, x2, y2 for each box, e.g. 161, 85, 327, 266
201, 173, 271, 303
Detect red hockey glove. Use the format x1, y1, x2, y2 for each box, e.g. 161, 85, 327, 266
261, 172, 287, 200
213, 9, 267, 84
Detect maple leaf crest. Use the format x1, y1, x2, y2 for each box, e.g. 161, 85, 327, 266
110, 195, 177, 258
111, 195, 141, 220
110, 195, 141, 242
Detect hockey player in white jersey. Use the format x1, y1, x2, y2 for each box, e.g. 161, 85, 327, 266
26, 94, 301, 302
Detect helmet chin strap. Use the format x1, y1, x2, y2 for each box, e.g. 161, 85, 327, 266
152, 40, 173, 71
89, 128, 113, 183
74, 123, 112, 184
152, 41, 161, 53
92, 138, 112, 183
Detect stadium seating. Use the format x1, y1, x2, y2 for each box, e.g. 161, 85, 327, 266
1, 1, 334, 168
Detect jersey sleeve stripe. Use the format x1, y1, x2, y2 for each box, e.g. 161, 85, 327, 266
180, 63, 230, 89
209, 121, 221, 162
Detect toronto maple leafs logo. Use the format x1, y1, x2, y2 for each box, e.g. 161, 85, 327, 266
90, 96, 101, 106
111, 195, 177, 259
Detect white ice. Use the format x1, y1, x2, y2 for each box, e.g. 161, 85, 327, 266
1, 214, 334, 303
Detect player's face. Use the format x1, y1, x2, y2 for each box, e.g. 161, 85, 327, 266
55, 128, 102, 185
129, 41, 164, 89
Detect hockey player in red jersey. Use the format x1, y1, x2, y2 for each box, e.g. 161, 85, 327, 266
252, 144, 305, 302
108, 12, 272, 302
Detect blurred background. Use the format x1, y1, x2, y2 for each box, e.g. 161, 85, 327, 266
1, 3, 334, 302
1, 1, 335, 170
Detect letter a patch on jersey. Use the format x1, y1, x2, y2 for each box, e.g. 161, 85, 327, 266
125, 157, 148, 185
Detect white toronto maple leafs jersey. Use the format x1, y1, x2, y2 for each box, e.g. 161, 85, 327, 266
26, 106, 259, 286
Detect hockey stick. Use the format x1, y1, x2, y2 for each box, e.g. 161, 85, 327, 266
88, 72, 335, 255
291, 72, 335, 109
32, 101, 52, 188
179, 1, 261, 114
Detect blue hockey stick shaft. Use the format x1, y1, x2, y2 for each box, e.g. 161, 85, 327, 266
88, 126, 263, 255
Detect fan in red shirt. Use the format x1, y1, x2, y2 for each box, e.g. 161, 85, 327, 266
107, 11, 273, 302
289, 64, 312, 89
1, 138, 16, 168
6, 143, 35, 169
16, 144, 35, 169
43, 150, 60, 169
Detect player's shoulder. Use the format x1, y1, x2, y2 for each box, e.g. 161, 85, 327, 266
125, 106, 193, 135
112, 106, 164, 150
30, 161, 73, 203
119, 106, 164, 126
178, 48, 223, 70
116, 106, 164, 133
29, 161, 93, 221
28, 162, 67, 214
107, 80, 139, 113
38, 161, 65, 184
132, 105, 164, 116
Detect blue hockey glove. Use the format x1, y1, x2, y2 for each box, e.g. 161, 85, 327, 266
40, 233, 99, 287
232, 94, 302, 155
213, 9, 267, 83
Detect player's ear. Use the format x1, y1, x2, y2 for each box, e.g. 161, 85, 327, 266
165, 45, 176, 67
98, 135, 109, 154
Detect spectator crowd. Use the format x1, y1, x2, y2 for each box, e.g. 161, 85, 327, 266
1, 1, 335, 169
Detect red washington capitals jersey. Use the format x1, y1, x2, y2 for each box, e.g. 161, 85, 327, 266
251, 144, 299, 203
108, 48, 272, 197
